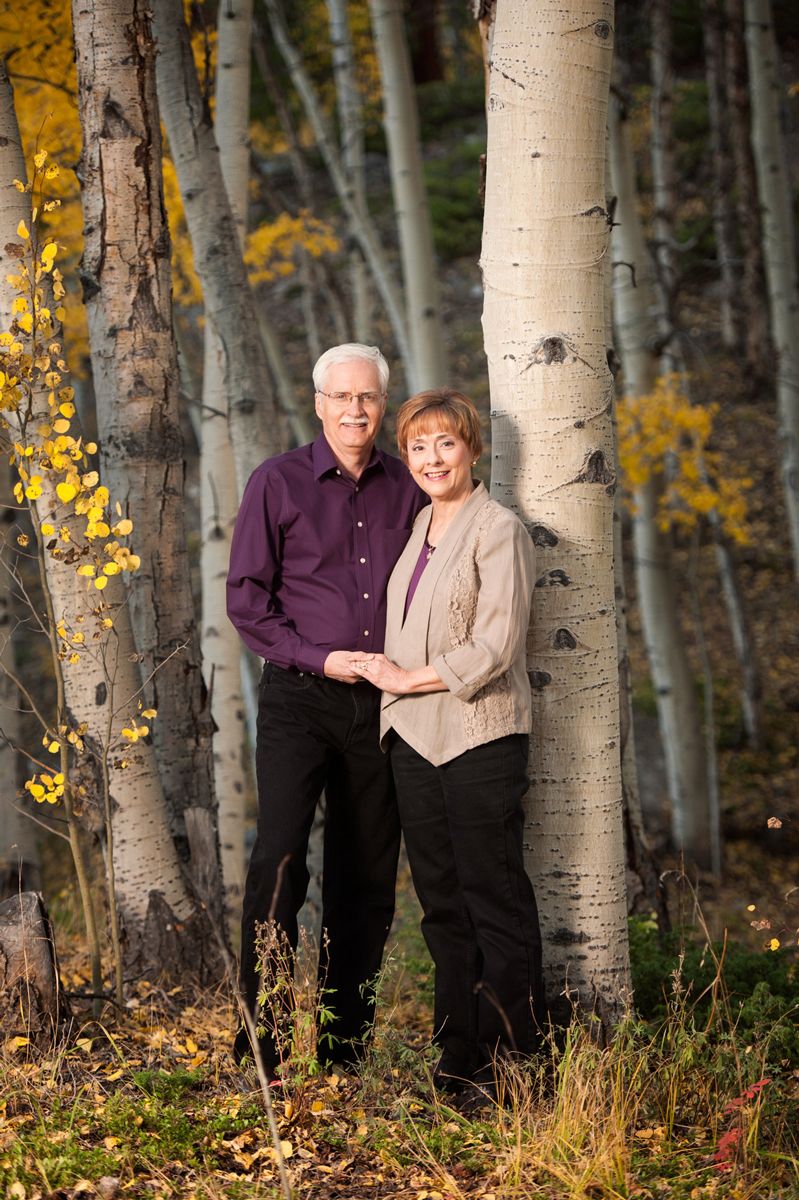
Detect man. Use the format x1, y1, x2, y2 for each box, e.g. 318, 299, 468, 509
227, 343, 424, 1076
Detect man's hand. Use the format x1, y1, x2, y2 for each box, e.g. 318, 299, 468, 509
323, 650, 373, 684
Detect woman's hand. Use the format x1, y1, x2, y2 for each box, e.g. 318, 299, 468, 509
351, 653, 411, 694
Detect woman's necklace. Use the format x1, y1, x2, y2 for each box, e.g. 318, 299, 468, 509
424, 537, 435, 561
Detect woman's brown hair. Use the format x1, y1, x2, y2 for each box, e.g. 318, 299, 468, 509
395, 389, 483, 463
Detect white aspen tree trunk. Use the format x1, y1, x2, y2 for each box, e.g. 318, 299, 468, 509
650, 0, 677, 362
605, 159, 666, 925
609, 90, 716, 872
151, 0, 282, 496
71, 0, 223, 926
328, 0, 371, 342
745, 0, 799, 584
725, 0, 772, 385
203, 0, 253, 929
703, 0, 739, 349
482, 0, 630, 1024
0, 76, 216, 978
262, 0, 416, 388
369, 0, 448, 390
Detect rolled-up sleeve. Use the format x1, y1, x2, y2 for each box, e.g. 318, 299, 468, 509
226, 469, 328, 675
432, 518, 534, 702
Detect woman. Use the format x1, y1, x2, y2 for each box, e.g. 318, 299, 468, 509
351, 389, 544, 1099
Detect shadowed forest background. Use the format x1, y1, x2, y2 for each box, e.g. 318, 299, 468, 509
0, 0, 798, 1197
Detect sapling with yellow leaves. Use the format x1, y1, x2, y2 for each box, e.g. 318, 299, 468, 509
0, 136, 214, 998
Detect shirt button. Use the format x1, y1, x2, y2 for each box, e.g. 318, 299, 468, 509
359, 557, 366, 563
336, 469, 341, 475
357, 521, 363, 528
363, 593, 369, 599
364, 630, 369, 636
355, 486, 359, 492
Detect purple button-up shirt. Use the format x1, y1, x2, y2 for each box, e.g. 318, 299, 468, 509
227, 434, 425, 675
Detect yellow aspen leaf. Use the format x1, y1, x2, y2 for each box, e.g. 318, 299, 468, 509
103, 562, 120, 576
41, 243, 57, 264
85, 441, 97, 454
16, 533, 29, 547
56, 482, 77, 503
55, 306, 66, 322
48, 740, 59, 753
28, 783, 45, 799
185, 1036, 198, 1054
93, 522, 110, 538
7, 1036, 30, 1050
77, 565, 95, 577
59, 402, 76, 418
136, 725, 149, 737
141, 708, 157, 719
121, 728, 138, 741
71, 632, 85, 645
40, 775, 53, 788
82, 471, 99, 488
54, 774, 64, 785
69, 652, 80, 664
113, 518, 133, 536
115, 501, 122, 516
45, 164, 60, 180
94, 576, 108, 590
33, 149, 47, 169
102, 617, 114, 629
768, 938, 780, 951
52, 418, 70, 434
13, 179, 26, 192
17, 313, 33, 334
16, 220, 30, 239
38, 423, 53, 437
12, 296, 28, 313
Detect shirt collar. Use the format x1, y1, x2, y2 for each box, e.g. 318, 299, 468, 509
312, 432, 386, 482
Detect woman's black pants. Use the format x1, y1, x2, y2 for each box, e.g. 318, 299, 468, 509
391, 732, 544, 1079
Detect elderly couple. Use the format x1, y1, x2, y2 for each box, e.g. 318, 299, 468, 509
227, 343, 543, 1102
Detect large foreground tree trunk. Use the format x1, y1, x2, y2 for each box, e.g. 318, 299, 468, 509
369, 0, 448, 389
745, 0, 799, 584
481, 0, 631, 1025
71, 0, 222, 924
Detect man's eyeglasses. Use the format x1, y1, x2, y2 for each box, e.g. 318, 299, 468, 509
316, 390, 384, 407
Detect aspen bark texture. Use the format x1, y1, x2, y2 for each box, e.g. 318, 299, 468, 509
481, 0, 631, 1021
71, 0, 221, 916
744, 0, 799, 584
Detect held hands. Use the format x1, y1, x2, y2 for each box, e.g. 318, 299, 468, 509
350, 653, 410, 693
323, 649, 368, 684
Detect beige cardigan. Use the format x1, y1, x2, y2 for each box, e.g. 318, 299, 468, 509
380, 483, 535, 766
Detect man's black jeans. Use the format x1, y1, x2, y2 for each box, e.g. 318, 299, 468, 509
239, 663, 400, 1069
391, 732, 544, 1080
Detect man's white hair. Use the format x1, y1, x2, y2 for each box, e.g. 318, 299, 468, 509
312, 343, 389, 395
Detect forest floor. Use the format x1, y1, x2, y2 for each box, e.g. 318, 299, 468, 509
2, 856, 798, 1200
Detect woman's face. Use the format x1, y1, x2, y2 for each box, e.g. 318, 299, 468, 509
406, 426, 474, 504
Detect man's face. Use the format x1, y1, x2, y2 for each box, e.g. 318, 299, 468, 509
315, 359, 386, 460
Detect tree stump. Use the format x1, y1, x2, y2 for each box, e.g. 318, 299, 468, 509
0, 892, 68, 1044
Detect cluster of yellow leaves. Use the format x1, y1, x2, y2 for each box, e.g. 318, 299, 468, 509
2, 1, 89, 366
617, 373, 752, 544
3, 162, 141, 598
244, 211, 340, 286
121, 702, 158, 744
